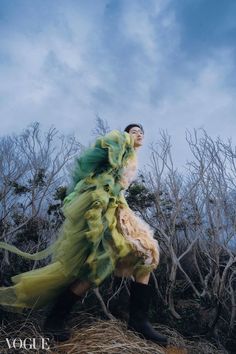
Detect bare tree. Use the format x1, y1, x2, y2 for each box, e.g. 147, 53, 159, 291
0, 122, 81, 265
132, 129, 236, 335
92, 115, 110, 137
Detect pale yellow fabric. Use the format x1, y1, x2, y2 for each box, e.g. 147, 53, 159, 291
115, 153, 159, 277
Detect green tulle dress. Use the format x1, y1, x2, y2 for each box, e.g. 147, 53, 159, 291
0, 130, 159, 311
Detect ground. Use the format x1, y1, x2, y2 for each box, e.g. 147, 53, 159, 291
0, 311, 225, 354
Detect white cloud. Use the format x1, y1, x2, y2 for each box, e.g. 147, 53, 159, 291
0, 1, 235, 170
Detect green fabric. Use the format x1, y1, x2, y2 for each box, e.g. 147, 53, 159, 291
0, 130, 136, 309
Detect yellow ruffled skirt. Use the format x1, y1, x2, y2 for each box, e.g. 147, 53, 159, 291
0, 175, 159, 310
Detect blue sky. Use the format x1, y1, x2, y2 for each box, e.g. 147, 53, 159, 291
0, 0, 236, 168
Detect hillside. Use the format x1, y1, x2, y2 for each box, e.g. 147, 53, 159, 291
0, 311, 225, 354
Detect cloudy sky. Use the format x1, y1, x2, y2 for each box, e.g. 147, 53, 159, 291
0, 0, 236, 168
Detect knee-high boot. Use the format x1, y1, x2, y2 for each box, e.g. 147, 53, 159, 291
128, 281, 169, 346
43, 287, 81, 342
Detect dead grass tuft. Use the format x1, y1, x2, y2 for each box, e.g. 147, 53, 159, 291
0, 311, 225, 354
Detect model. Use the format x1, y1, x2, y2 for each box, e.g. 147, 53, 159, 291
0, 124, 168, 346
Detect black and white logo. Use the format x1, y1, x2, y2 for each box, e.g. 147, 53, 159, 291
5, 337, 50, 350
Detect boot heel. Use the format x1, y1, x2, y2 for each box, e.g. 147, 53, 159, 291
128, 281, 169, 347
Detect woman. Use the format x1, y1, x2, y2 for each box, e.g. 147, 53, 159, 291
0, 124, 168, 346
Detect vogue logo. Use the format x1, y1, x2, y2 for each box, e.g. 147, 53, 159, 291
5, 337, 50, 350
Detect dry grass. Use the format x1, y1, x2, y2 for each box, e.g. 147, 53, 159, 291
0, 311, 226, 354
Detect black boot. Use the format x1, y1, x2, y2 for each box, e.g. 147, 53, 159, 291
44, 287, 80, 342
128, 282, 169, 347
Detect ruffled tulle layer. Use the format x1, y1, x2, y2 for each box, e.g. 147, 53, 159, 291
0, 131, 159, 310
0, 175, 131, 309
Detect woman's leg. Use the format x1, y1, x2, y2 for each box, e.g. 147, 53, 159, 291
70, 279, 91, 295
128, 272, 169, 346
44, 279, 91, 342
135, 272, 150, 284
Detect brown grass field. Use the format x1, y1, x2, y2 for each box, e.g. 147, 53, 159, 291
0, 311, 225, 354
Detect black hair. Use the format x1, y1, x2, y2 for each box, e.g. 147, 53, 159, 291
124, 124, 144, 134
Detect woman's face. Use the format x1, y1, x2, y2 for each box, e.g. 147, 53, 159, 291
128, 126, 144, 148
